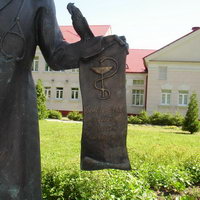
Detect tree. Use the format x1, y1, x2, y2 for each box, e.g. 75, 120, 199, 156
36, 79, 48, 120
182, 93, 200, 134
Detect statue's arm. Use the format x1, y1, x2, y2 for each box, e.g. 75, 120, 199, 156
36, 0, 103, 70
36, 0, 128, 70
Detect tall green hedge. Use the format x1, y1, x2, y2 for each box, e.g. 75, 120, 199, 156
36, 79, 48, 119
182, 93, 200, 134
128, 111, 184, 126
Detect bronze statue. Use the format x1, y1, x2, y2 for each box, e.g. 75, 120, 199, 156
0, 0, 128, 199
67, 3, 131, 171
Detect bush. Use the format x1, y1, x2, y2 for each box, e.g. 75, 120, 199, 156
48, 110, 62, 120
128, 111, 183, 126
146, 165, 191, 192
138, 110, 150, 124
36, 79, 48, 119
41, 163, 199, 199
184, 157, 200, 185
182, 93, 200, 134
149, 112, 164, 125
42, 169, 156, 200
128, 115, 143, 124
128, 111, 149, 125
171, 113, 184, 126
67, 111, 83, 121
149, 112, 184, 126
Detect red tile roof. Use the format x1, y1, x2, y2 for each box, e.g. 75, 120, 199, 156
60, 25, 111, 43
126, 49, 155, 73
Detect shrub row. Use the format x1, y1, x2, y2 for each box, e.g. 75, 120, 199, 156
128, 111, 184, 126
45, 110, 83, 121
45, 110, 184, 127
42, 169, 156, 200
47, 110, 62, 120
46, 110, 184, 125
67, 111, 83, 121
41, 157, 200, 200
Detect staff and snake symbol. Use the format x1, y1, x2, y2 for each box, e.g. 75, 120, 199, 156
91, 56, 118, 100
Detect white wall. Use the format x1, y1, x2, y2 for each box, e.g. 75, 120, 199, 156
146, 61, 200, 116
126, 73, 147, 114
33, 47, 143, 115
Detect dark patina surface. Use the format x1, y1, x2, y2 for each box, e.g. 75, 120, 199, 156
0, 1, 129, 199
67, 3, 131, 171
0, 1, 109, 200
80, 42, 131, 170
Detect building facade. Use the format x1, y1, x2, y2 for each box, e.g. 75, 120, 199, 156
32, 25, 154, 115
32, 26, 200, 116
144, 27, 200, 116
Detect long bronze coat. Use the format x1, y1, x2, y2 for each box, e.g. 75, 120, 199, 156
0, 0, 103, 199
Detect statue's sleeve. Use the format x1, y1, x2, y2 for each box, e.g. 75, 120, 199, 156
36, 0, 103, 70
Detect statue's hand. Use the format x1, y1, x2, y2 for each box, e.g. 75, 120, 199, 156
80, 35, 129, 60
102, 35, 129, 53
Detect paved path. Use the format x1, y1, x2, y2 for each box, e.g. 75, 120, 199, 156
45, 119, 82, 123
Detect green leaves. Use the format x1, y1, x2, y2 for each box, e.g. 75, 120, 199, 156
128, 111, 184, 126
42, 169, 157, 200
182, 93, 200, 134
41, 163, 200, 200
67, 111, 83, 121
36, 79, 48, 120
48, 110, 62, 120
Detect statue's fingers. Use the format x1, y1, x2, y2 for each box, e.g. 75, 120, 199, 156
104, 35, 128, 46
113, 35, 126, 46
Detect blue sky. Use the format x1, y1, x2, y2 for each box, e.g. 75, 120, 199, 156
54, 0, 200, 50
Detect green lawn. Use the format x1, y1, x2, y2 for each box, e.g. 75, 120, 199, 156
40, 121, 82, 170
127, 125, 200, 166
40, 121, 200, 169
40, 121, 200, 200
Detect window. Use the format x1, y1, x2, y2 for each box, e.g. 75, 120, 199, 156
132, 90, 144, 106
179, 91, 188, 106
133, 80, 144, 85
44, 87, 51, 99
71, 88, 79, 100
45, 64, 52, 72
32, 56, 39, 71
71, 69, 79, 73
161, 90, 171, 105
56, 87, 63, 99
159, 66, 167, 80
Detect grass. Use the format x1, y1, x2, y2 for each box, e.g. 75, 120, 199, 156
40, 121, 200, 199
127, 125, 200, 167
40, 121, 200, 169
40, 121, 82, 170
